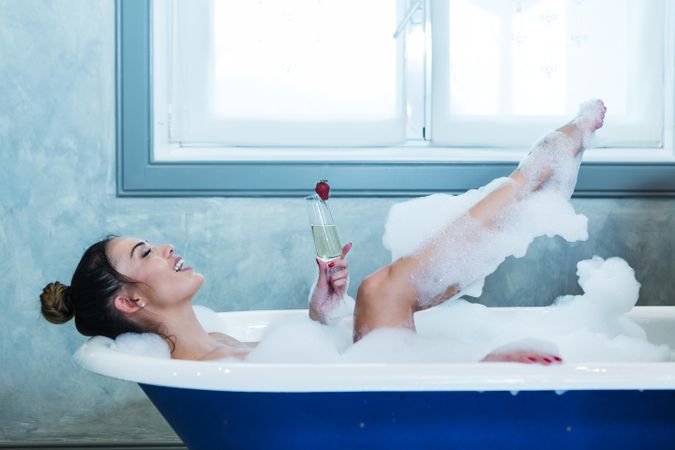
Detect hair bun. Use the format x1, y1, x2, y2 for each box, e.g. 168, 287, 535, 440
40, 281, 74, 324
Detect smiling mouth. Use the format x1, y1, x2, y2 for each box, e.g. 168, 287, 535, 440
173, 258, 185, 272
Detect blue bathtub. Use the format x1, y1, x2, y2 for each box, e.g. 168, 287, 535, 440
75, 307, 675, 450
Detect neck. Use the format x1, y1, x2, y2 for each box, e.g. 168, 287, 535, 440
153, 302, 223, 360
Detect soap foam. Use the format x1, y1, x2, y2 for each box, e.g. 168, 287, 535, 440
245, 316, 350, 363
113, 332, 170, 359
112, 257, 668, 364
193, 304, 228, 332
384, 126, 591, 307
388, 188, 588, 306
246, 119, 667, 364
246, 256, 668, 363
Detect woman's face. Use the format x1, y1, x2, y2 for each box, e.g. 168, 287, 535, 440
107, 236, 204, 309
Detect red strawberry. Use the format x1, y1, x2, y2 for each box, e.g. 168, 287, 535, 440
315, 180, 330, 200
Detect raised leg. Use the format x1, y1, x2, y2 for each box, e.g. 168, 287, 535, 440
353, 100, 606, 342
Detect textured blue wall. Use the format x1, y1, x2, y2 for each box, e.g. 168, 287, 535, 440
0, 0, 673, 444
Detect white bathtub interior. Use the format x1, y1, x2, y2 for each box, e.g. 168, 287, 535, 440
75, 306, 675, 393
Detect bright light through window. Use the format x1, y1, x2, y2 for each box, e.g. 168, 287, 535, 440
211, 0, 399, 121
448, 0, 633, 116
161, 0, 665, 149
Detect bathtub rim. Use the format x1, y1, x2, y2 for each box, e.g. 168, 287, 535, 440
74, 306, 675, 393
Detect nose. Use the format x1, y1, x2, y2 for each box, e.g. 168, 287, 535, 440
162, 244, 174, 258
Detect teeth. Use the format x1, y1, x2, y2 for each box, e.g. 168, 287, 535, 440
174, 259, 185, 272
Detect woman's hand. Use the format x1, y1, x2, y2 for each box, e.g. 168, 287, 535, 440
309, 242, 352, 324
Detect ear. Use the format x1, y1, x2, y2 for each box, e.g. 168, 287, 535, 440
113, 294, 145, 313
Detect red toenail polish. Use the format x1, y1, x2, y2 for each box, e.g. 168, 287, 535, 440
528, 357, 537, 362
543, 358, 552, 363
554, 356, 562, 362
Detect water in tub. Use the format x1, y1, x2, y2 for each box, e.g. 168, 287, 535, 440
116, 135, 670, 363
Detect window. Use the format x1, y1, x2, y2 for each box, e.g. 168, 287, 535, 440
430, 0, 665, 148
169, 0, 405, 147
117, 0, 675, 196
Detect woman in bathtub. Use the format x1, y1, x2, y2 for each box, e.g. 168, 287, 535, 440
40, 100, 606, 363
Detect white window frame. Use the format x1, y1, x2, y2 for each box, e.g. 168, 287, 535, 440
116, 0, 675, 197
153, 0, 675, 163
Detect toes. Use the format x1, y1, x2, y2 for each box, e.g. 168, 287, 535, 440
525, 353, 563, 365
579, 99, 605, 116
541, 354, 562, 364
524, 355, 549, 365
576, 99, 606, 132
485, 350, 564, 365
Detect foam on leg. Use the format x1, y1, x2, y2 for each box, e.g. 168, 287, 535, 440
383, 100, 605, 308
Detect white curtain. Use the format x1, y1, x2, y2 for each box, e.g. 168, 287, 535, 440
430, 0, 665, 148
170, 0, 407, 147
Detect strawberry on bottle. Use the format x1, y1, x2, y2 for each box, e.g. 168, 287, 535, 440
315, 180, 330, 201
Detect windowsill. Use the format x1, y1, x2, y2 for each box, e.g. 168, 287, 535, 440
154, 143, 675, 164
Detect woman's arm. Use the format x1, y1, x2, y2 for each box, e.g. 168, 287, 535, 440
199, 244, 352, 360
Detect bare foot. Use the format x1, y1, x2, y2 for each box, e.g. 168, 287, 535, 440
515, 99, 607, 194
481, 349, 563, 365
574, 99, 607, 135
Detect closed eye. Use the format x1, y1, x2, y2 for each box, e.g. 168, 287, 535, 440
143, 248, 152, 258
130, 240, 151, 259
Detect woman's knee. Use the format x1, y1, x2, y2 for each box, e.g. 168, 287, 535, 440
356, 262, 417, 311
354, 265, 416, 341
356, 267, 390, 306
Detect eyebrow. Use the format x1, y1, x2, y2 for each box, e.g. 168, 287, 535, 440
130, 240, 149, 259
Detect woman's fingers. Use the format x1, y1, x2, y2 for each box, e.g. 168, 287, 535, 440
329, 269, 348, 282
320, 245, 350, 292
328, 259, 348, 279
329, 258, 348, 270
340, 242, 352, 259
332, 278, 347, 288
315, 258, 329, 285
328, 267, 349, 290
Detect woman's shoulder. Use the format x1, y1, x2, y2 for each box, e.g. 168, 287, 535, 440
208, 332, 241, 346
200, 333, 255, 361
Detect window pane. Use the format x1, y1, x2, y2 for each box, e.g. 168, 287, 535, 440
431, 0, 665, 147
171, 0, 406, 146
212, 1, 397, 120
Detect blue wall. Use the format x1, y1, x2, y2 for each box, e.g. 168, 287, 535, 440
0, 0, 673, 445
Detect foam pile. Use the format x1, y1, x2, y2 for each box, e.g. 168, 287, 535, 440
111, 256, 668, 364
113, 332, 171, 359
245, 256, 668, 363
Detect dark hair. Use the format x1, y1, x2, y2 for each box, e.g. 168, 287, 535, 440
40, 236, 167, 342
